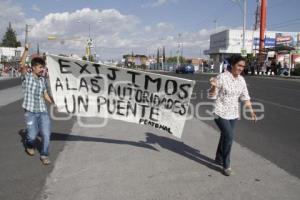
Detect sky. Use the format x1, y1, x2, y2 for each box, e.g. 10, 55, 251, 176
0, 0, 300, 60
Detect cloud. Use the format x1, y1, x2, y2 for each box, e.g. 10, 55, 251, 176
0, 0, 38, 43
156, 22, 174, 32
144, 26, 152, 32
0, 0, 24, 19
32, 4, 41, 12
0, 2, 222, 59
26, 8, 142, 57
142, 0, 178, 8
0, 0, 25, 33
30, 8, 139, 39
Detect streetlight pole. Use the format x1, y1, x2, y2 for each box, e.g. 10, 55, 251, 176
232, 0, 247, 57
77, 21, 93, 61
88, 23, 91, 39
214, 19, 218, 33
25, 24, 33, 45
25, 24, 29, 45
77, 19, 102, 62
177, 33, 181, 67
242, 0, 247, 57
259, 0, 267, 67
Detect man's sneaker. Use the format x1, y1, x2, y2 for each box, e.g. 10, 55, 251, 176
40, 156, 51, 165
223, 168, 232, 176
25, 148, 35, 156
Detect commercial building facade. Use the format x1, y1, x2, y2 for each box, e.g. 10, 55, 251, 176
204, 29, 300, 72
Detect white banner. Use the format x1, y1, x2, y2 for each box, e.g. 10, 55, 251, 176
46, 54, 195, 138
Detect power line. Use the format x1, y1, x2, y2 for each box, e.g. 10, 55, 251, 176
268, 17, 300, 28
268, 0, 285, 8
269, 21, 300, 29
268, 0, 297, 9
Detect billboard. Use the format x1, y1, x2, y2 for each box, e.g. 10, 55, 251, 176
275, 32, 300, 47
253, 37, 276, 48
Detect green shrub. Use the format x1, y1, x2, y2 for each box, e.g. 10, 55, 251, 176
291, 66, 300, 76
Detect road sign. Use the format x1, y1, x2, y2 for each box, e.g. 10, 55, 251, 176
241, 49, 247, 57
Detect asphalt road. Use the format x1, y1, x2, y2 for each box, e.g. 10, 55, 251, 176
0, 79, 75, 200
162, 72, 300, 179
0, 77, 21, 90
0, 74, 299, 199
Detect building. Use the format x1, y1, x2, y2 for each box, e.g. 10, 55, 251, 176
0, 47, 24, 63
123, 54, 148, 69
204, 29, 300, 72
0, 47, 24, 75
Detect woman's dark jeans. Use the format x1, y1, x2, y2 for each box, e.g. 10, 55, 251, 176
214, 116, 237, 169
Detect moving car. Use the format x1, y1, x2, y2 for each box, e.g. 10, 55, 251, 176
175, 64, 195, 74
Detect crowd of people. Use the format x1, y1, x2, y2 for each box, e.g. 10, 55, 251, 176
0, 65, 20, 77
248, 59, 290, 76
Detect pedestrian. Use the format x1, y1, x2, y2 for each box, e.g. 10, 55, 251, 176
277, 62, 282, 75
249, 60, 255, 75
19, 44, 55, 165
266, 59, 271, 75
282, 62, 289, 76
208, 55, 257, 176
270, 59, 277, 75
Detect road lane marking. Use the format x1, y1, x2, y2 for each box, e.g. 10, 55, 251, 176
253, 97, 300, 112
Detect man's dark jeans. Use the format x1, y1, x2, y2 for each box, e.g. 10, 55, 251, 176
214, 115, 237, 169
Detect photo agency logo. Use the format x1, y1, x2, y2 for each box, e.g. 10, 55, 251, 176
174, 89, 265, 121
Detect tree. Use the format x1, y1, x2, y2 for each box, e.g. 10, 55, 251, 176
88, 55, 94, 62
162, 46, 166, 63
1, 22, 21, 47
156, 48, 160, 69
166, 56, 187, 64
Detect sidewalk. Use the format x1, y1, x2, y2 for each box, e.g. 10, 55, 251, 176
200, 72, 300, 81
0, 86, 22, 107
0, 75, 20, 81
39, 118, 300, 200
250, 74, 300, 79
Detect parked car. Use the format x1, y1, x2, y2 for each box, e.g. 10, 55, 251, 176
175, 64, 195, 74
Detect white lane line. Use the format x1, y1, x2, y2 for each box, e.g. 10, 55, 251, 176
253, 97, 300, 112
0, 86, 23, 107
195, 80, 209, 83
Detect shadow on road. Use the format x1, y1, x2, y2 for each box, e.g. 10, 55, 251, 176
18, 129, 158, 152
141, 132, 222, 173
18, 129, 221, 173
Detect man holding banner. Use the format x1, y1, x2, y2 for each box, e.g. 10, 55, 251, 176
19, 44, 55, 165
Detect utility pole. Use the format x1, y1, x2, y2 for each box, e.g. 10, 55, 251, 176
25, 24, 29, 45
87, 23, 92, 61
231, 0, 247, 57
162, 46, 165, 71
259, 0, 267, 67
214, 19, 218, 33
177, 33, 181, 67
242, 0, 247, 57
254, 0, 260, 30
37, 43, 40, 55
156, 48, 160, 70
181, 42, 183, 58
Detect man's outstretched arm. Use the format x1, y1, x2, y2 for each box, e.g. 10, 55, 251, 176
19, 44, 29, 75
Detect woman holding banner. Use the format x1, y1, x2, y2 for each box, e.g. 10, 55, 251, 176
209, 55, 257, 176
